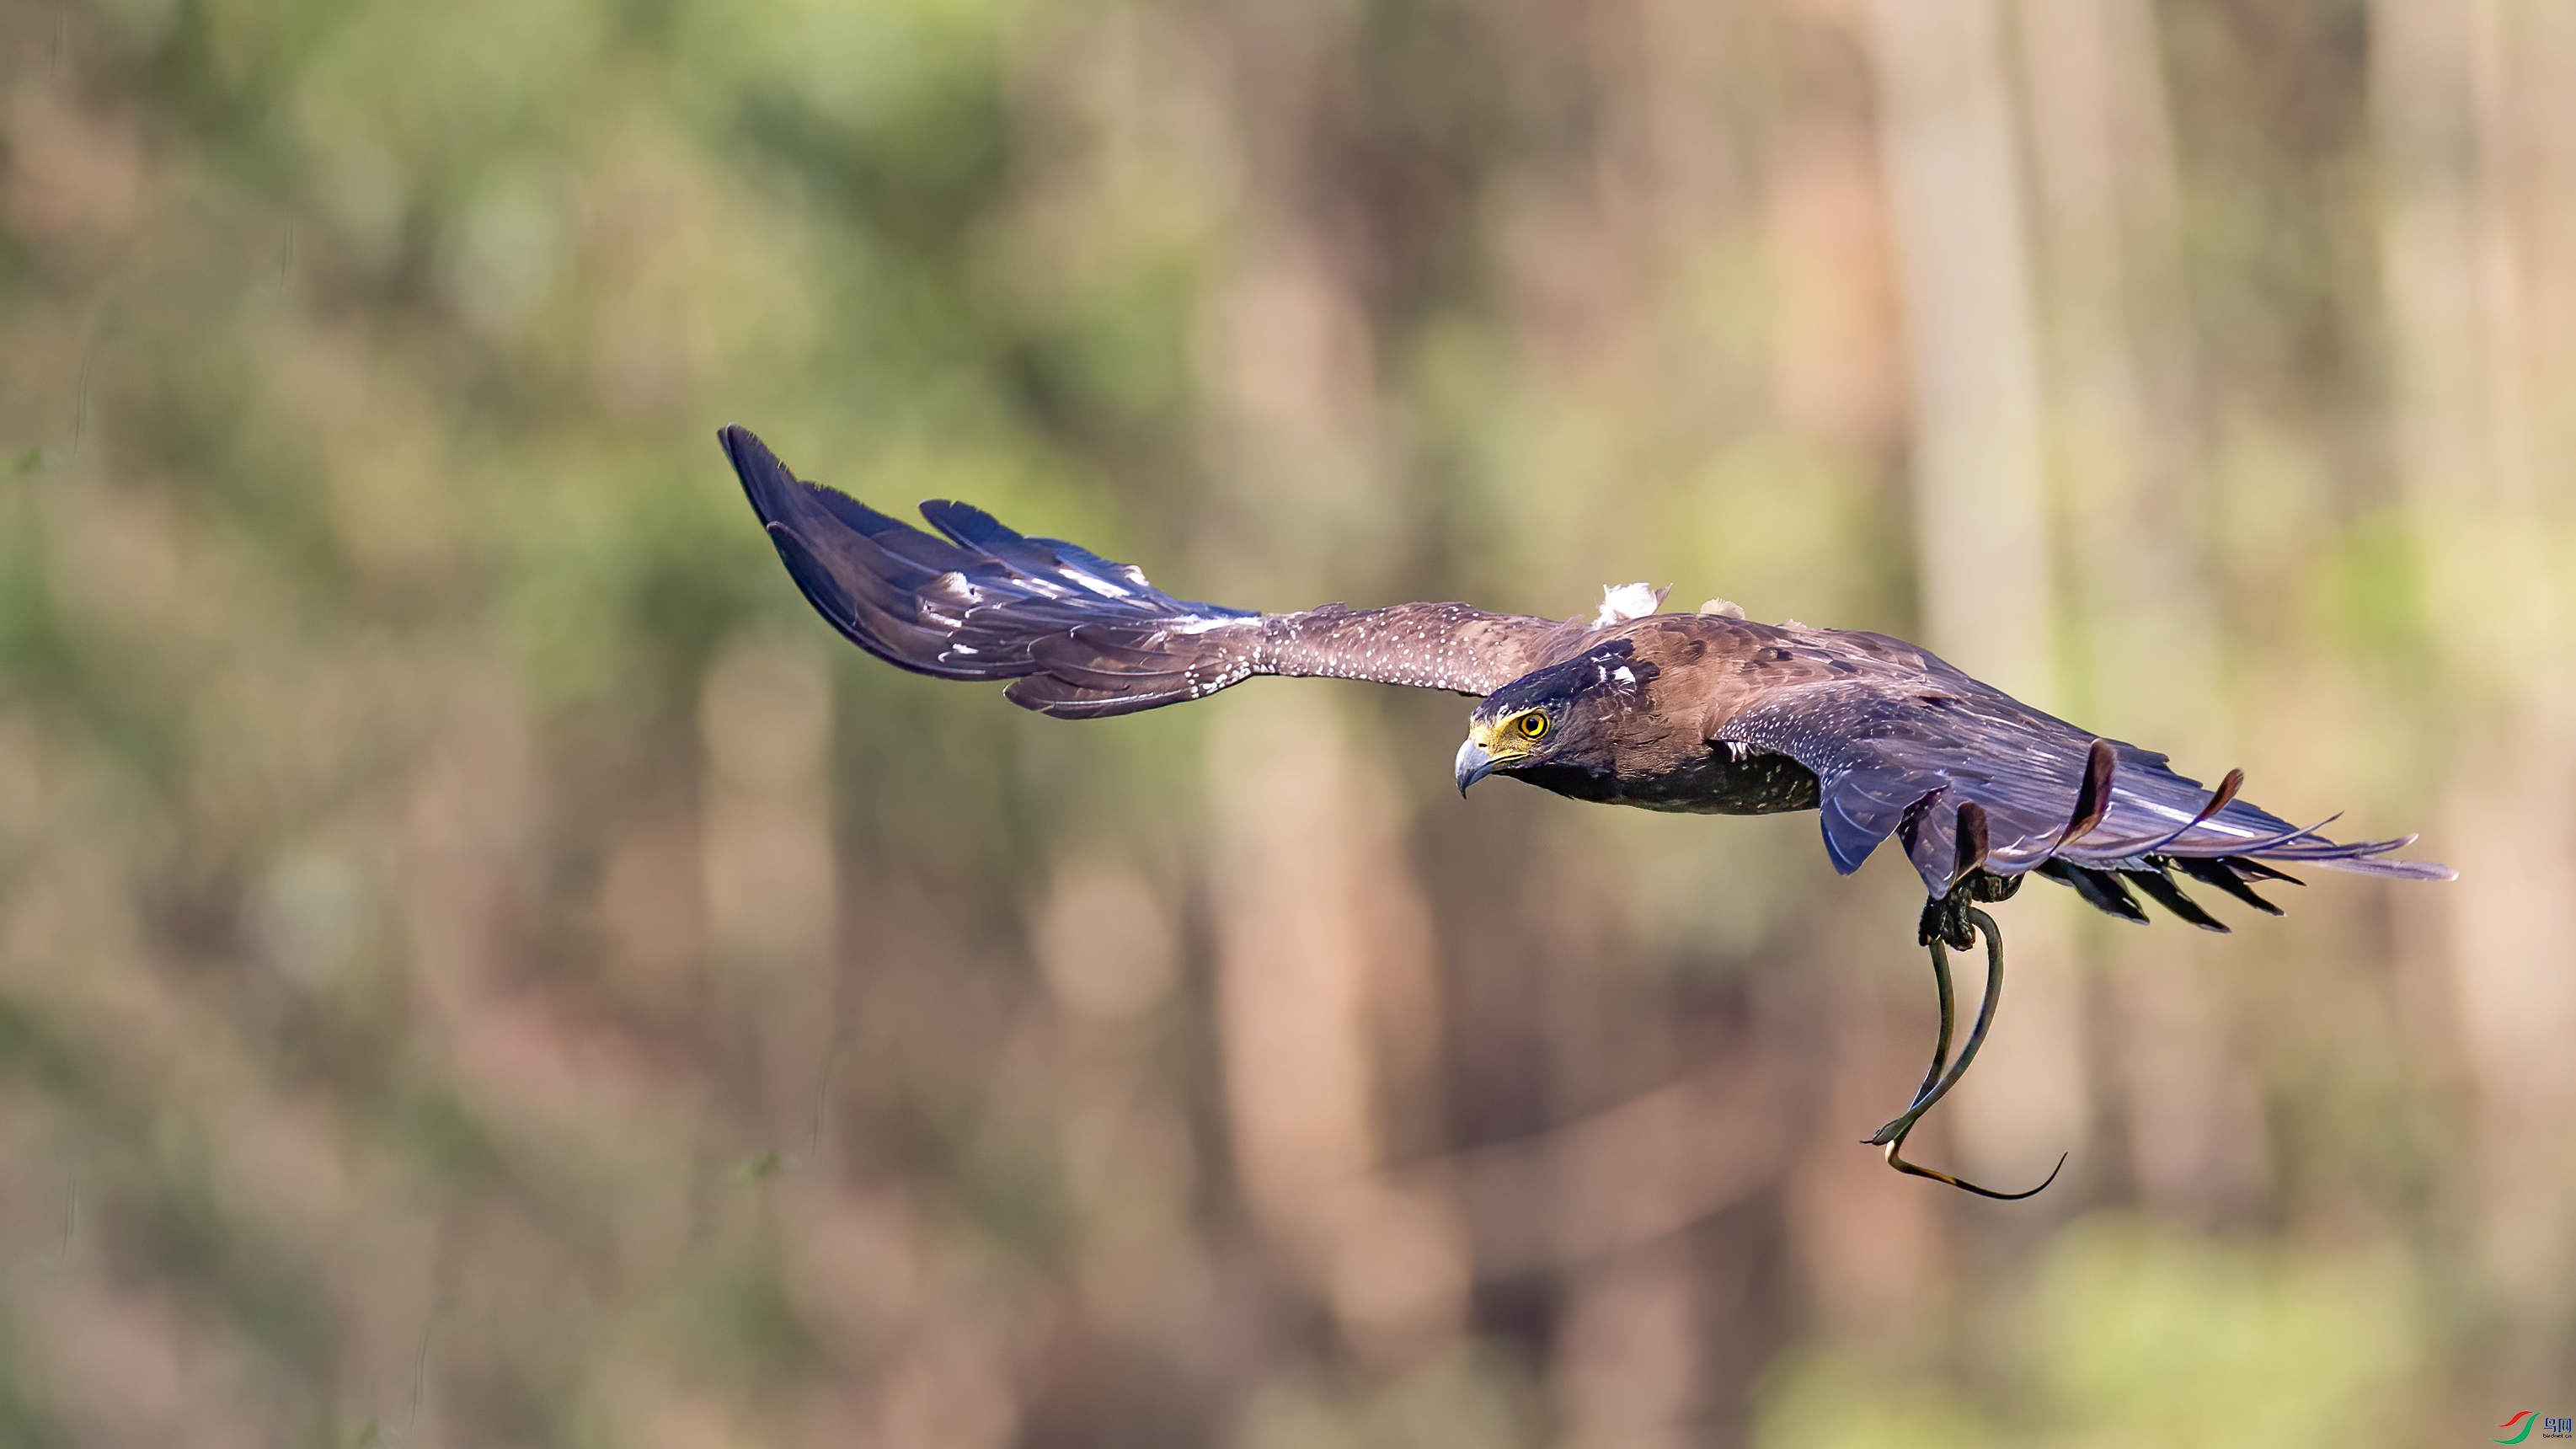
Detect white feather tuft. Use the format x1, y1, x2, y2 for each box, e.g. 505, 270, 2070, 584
1594, 581, 1670, 628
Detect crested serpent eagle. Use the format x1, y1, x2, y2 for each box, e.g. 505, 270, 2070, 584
723, 425, 2451, 1198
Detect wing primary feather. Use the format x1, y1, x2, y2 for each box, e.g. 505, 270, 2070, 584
2169, 856, 2285, 916
762, 524, 857, 636
2121, 866, 2231, 932
2037, 860, 2151, 923
1895, 784, 1959, 890
2060, 738, 2117, 847
2129, 767, 2249, 856
1953, 800, 1991, 886
2227, 858, 2305, 885
2072, 809, 2344, 864
915, 498, 1029, 554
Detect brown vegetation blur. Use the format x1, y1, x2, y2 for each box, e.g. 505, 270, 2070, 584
1, 1, 2571, 1445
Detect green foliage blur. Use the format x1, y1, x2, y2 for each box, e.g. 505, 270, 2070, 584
2, 0, 2571, 1445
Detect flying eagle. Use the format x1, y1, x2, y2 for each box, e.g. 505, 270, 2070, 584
722, 425, 2450, 1197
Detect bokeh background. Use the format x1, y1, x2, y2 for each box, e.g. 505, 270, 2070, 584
2, 0, 2571, 1443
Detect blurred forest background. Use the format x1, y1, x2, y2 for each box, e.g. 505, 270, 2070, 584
2, 0, 2572, 1444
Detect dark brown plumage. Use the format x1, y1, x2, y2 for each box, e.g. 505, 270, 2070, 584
725, 425, 2445, 906
725, 424, 2450, 1195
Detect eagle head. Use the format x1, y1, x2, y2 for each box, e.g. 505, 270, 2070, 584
1456, 641, 1659, 797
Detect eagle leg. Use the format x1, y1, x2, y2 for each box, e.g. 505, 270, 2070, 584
1869, 906, 2069, 1200
1916, 867, 2023, 949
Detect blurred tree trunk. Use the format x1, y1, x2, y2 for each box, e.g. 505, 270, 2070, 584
2014, 0, 2269, 1224
1194, 2, 1471, 1373
1863, 0, 2087, 1195
1206, 694, 1468, 1368
2375, 0, 2576, 1374
700, 633, 841, 1138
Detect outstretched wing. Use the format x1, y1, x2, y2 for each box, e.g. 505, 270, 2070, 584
1713, 627, 2452, 926
724, 426, 1585, 718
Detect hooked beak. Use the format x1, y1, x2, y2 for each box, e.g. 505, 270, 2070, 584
1455, 735, 1498, 795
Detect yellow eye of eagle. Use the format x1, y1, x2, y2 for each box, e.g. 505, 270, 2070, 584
1515, 712, 1549, 740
